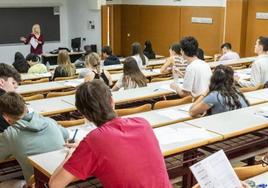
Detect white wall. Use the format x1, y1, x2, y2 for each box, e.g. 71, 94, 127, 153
66, 0, 102, 53
121, 0, 226, 7
0, 0, 69, 64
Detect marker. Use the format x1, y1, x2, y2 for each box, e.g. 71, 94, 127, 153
69, 129, 78, 143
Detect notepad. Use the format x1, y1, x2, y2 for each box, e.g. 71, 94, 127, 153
30, 37, 38, 49
190, 150, 242, 188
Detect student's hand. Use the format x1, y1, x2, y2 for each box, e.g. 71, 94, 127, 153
64, 141, 80, 149
20, 37, 26, 42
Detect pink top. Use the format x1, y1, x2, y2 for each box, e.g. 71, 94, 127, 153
219, 51, 240, 61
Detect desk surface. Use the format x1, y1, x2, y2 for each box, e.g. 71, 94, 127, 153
186, 102, 268, 139
244, 88, 268, 101
209, 56, 256, 68
42, 51, 84, 58
245, 171, 268, 185
28, 122, 222, 178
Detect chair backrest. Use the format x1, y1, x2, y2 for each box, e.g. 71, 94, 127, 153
192, 164, 268, 188
151, 77, 172, 83
47, 90, 76, 98
153, 95, 192, 110
239, 84, 264, 93
115, 104, 152, 117
23, 94, 44, 101
57, 118, 85, 127
54, 75, 77, 81
20, 78, 49, 85
108, 70, 123, 74
231, 65, 247, 70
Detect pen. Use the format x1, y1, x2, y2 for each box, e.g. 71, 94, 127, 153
153, 88, 159, 92
69, 129, 78, 143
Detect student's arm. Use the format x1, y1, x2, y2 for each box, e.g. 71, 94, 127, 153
160, 57, 173, 74
170, 82, 191, 97
111, 76, 123, 91
189, 95, 211, 117
0, 133, 12, 160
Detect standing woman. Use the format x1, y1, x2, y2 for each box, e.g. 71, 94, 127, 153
20, 24, 44, 55
52, 50, 76, 80
131, 42, 148, 70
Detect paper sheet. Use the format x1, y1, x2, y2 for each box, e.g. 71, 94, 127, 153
30, 37, 38, 49
68, 124, 96, 141
153, 126, 212, 145
178, 104, 192, 112
155, 109, 189, 120
190, 150, 242, 188
63, 79, 84, 87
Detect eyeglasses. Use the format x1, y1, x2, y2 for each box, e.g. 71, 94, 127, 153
261, 155, 268, 167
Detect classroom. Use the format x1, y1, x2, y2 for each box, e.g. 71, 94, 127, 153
0, 0, 268, 187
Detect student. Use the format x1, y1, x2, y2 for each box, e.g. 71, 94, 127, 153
26, 53, 48, 74
0, 92, 69, 187
143, 40, 156, 59
12, 52, 29, 73
189, 65, 249, 117
170, 36, 212, 97
74, 45, 93, 68
112, 57, 147, 91
160, 43, 186, 77
53, 50, 76, 80
49, 80, 171, 188
0, 63, 21, 132
216, 42, 240, 61
237, 36, 268, 87
102, 46, 120, 66
131, 42, 148, 70
79, 52, 112, 86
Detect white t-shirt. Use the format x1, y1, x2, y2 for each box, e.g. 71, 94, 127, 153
238, 54, 268, 87
132, 54, 149, 70
219, 51, 240, 61
182, 59, 212, 97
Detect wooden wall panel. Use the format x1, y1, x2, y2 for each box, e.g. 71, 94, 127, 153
101, 5, 108, 48
245, 0, 268, 56
225, 0, 248, 57
180, 7, 225, 56
111, 5, 122, 56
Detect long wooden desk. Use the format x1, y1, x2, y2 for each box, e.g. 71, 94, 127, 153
209, 56, 256, 68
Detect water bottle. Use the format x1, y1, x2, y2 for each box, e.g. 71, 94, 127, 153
46, 61, 50, 71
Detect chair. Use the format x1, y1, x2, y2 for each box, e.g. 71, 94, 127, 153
153, 96, 192, 110
20, 78, 49, 85
46, 90, 76, 98
150, 77, 172, 83
109, 70, 123, 74
57, 119, 85, 127
231, 65, 248, 70
115, 104, 152, 117
54, 75, 77, 81
23, 94, 44, 101
192, 164, 268, 188
240, 84, 263, 93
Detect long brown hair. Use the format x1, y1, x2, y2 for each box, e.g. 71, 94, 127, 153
75, 80, 116, 127
84, 52, 101, 74
122, 57, 147, 89
132, 42, 146, 65
57, 50, 76, 77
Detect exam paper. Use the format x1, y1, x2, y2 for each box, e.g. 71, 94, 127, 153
190, 150, 242, 188
30, 37, 38, 49
155, 109, 189, 120
68, 124, 96, 141
63, 79, 84, 87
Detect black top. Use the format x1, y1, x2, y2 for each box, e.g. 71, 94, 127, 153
92, 70, 110, 86
103, 55, 120, 66
13, 52, 29, 73
53, 66, 70, 80
144, 50, 156, 60
0, 88, 9, 132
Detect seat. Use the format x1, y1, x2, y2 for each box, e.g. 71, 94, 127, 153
192, 164, 268, 188
150, 77, 172, 83
54, 75, 77, 81
240, 84, 263, 93
115, 104, 152, 117
46, 90, 76, 98
153, 95, 192, 110
20, 78, 49, 85
57, 119, 85, 127
23, 94, 44, 101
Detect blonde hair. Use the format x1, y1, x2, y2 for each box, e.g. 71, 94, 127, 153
32, 24, 41, 35
85, 52, 101, 74
57, 50, 76, 76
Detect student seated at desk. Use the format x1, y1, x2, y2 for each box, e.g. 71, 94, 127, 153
131, 42, 149, 70
215, 42, 240, 61
112, 57, 147, 91
196, 48, 205, 61
79, 52, 112, 86
160, 43, 186, 76
0, 63, 21, 132
0, 92, 69, 187
49, 80, 171, 188
12, 52, 29, 73
52, 50, 76, 80
170, 36, 212, 97
237, 36, 268, 87
189, 65, 249, 117
102, 46, 120, 66
26, 53, 48, 74
74, 45, 93, 68
143, 40, 156, 59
